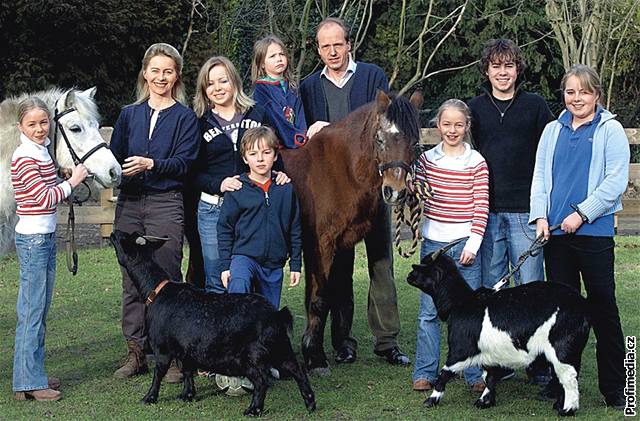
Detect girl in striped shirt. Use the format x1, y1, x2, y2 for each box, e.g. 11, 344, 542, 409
11, 97, 87, 402
411, 99, 489, 393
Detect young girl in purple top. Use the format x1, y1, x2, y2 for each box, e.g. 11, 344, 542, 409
251, 35, 307, 148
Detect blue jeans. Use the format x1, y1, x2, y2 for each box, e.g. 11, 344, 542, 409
228, 255, 284, 308
13, 232, 56, 392
198, 199, 225, 293
413, 238, 483, 385
480, 212, 544, 288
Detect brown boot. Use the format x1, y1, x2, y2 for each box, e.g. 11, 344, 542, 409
15, 388, 62, 401
113, 340, 148, 379
164, 359, 183, 384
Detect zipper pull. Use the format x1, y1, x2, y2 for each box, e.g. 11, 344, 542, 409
265, 191, 270, 206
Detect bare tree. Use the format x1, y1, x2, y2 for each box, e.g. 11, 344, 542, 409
545, 0, 640, 108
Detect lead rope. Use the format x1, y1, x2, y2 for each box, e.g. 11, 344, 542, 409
393, 179, 432, 258
65, 201, 78, 275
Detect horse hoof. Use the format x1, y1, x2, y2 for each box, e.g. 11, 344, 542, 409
309, 366, 331, 377
142, 395, 157, 405
243, 406, 262, 417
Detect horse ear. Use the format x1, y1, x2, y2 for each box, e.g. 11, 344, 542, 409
410, 91, 424, 109
376, 90, 391, 114
64, 90, 76, 108
81, 86, 97, 99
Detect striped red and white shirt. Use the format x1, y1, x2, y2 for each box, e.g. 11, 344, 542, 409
11, 133, 71, 234
414, 142, 489, 254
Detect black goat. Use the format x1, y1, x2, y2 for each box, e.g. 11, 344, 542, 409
406, 238, 590, 416
110, 230, 316, 416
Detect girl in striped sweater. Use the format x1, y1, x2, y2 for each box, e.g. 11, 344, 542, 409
11, 97, 87, 402
411, 99, 489, 393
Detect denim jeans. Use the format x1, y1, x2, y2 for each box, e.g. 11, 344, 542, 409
197, 199, 225, 293
480, 212, 544, 288
413, 238, 483, 385
13, 232, 56, 392
228, 255, 284, 308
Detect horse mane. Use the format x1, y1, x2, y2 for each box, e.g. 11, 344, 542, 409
385, 92, 420, 146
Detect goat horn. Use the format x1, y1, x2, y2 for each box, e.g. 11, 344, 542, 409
432, 237, 468, 260
142, 235, 170, 243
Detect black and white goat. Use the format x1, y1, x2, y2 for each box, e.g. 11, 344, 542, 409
406, 238, 590, 416
110, 230, 316, 417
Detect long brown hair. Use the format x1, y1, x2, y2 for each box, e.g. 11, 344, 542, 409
251, 35, 295, 88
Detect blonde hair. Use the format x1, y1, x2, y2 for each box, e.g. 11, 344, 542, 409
561, 64, 604, 105
17, 96, 50, 124
193, 56, 255, 118
135, 43, 187, 105
435, 99, 472, 144
251, 35, 295, 88
240, 126, 279, 157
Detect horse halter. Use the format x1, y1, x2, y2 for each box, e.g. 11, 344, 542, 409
378, 160, 413, 177
53, 107, 108, 167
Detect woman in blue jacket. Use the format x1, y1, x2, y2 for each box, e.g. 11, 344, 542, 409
529, 64, 628, 410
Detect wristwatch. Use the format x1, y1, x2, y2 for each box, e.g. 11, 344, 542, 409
570, 204, 588, 223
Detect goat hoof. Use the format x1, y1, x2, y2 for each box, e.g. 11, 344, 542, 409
305, 395, 317, 411
309, 366, 331, 377
178, 393, 194, 402
557, 407, 576, 417
243, 406, 263, 417
142, 395, 157, 405
423, 397, 439, 408
474, 397, 495, 409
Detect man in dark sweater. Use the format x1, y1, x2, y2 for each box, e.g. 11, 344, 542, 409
468, 39, 554, 382
298, 17, 410, 367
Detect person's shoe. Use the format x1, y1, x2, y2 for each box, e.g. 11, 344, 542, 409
335, 347, 356, 364
113, 340, 148, 379
374, 346, 411, 366
197, 369, 211, 378
412, 379, 432, 391
604, 393, 625, 410
471, 380, 486, 393
165, 360, 183, 383
15, 388, 62, 402
499, 368, 515, 381
269, 367, 280, 379
48, 377, 61, 390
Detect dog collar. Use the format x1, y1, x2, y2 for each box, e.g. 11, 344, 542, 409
145, 280, 170, 306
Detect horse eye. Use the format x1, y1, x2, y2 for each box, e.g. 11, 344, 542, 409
69, 125, 82, 133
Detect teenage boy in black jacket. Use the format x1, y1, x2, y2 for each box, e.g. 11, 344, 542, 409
218, 126, 301, 308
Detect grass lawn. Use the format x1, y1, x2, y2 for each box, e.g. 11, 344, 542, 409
0, 237, 638, 420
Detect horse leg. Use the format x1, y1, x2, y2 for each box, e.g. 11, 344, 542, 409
328, 247, 357, 355
302, 271, 331, 376
183, 188, 204, 288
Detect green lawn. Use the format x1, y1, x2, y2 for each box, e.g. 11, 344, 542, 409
0, 237, 638, 420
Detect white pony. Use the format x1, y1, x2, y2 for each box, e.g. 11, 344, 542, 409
0, 87, 122, 254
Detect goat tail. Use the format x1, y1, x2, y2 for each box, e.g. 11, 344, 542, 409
276, 306, 294, 338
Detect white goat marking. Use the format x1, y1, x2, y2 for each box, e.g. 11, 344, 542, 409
480, 387, 491, 399
544, 342, 580, 412
445, 308, 559, 373
429, 389, 444, 402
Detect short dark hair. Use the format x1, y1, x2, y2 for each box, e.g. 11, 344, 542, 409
479, 39, 527, 75
240, 126, 279, 157
316, 17, 350, 44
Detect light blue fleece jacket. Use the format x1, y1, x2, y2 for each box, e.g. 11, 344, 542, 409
529, 108, 629, 225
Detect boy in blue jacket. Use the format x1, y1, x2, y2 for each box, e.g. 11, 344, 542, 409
218, 126, 302, 308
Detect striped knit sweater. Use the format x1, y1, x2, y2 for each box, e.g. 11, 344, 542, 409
414, 142, 489, 254
11, 133, 71, 234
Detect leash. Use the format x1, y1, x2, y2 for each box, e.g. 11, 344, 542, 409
65, 202, 78, 276
492, 223, 561, 291
393, 179, 432, 258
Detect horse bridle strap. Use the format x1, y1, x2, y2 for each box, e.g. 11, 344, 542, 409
378, 161, 413, 176
145, 280, 171, 306
53, 107, 109, 165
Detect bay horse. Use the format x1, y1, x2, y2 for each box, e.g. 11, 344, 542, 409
280, 90, 423, 374
0, 87, 122, 254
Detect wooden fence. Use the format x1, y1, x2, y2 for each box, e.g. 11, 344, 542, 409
59, 127, 640, 238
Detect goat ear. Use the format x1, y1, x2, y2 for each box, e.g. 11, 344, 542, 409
411, 263, 428, 271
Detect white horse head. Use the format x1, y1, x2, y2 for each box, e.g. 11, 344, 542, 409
0, 87, 122, 254
50, 87, 121, 188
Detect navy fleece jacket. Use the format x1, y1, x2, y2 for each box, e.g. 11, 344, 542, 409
217, 173, 302, 272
